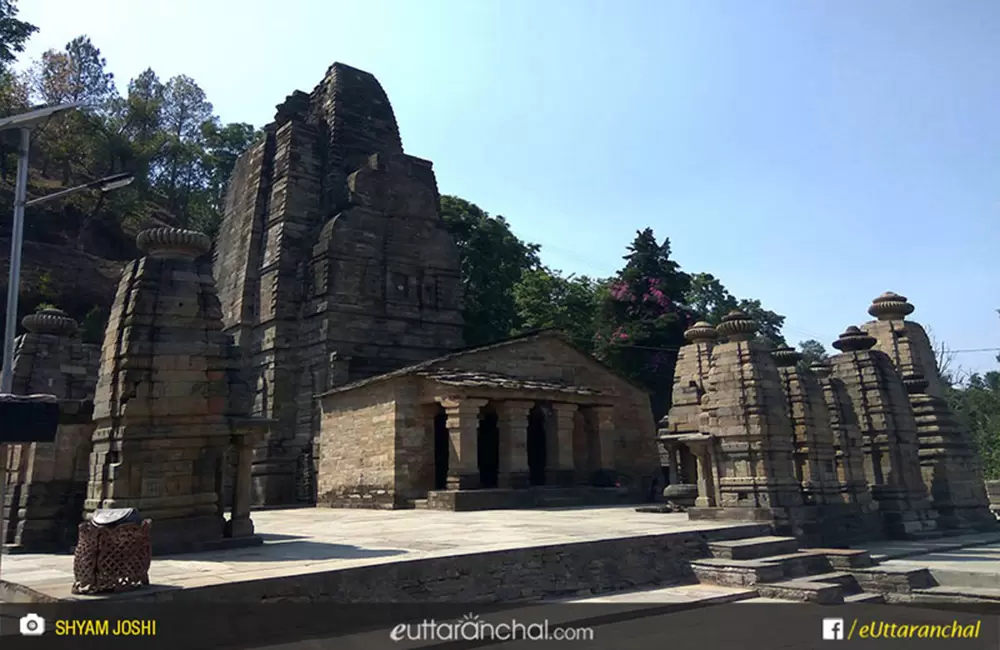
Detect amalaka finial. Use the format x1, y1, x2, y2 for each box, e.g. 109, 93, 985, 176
771, 346, 803, 367
684, 321, 719, 344
716, 310, 758, 342
136, 227, 212, 260
868, 292, 914, 321
831, 326, 877, 352
21, 307, 77, 337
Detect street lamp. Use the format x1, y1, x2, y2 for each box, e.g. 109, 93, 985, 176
0, 103, 133, 393
0, 103, 134, 576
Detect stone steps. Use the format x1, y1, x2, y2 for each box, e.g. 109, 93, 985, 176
800, 571, 863, 594
754, 579, 844, 604
693, 534, 887, 605
845, 592, 886, 603
910, 586, 1000, 603
708, 536, 799, 560
807, 548, 875, 569
850, 565, 937, 594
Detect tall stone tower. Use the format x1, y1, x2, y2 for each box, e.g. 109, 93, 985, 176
214, 63, 465, 505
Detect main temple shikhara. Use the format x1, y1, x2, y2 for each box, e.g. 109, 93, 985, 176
1, 62, 997, 556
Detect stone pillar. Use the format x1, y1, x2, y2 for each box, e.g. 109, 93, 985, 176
829, 326, 937, 539
225, 419, 270, 539
904, 374, 997, 530
443, 398, 487, 490
687, 436, 717, 508
497, 400, 532, 489
547, 403, 577, 486
592, 405, 617, 486
689, 311, 809, 540
771, 347, 842, 505
863, 292, 996, 531
84, 228, 260, 554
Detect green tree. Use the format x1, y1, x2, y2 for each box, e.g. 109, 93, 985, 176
31, 36, 118, 183
0, 0, 36, 72
198, 119, 259, 233
513, 267, 600, 351
948, 372, 1000, 480
594, 228, 693, 418
439, 195, 541, 346
156, 74, 214, 223
684, 272, 787, 345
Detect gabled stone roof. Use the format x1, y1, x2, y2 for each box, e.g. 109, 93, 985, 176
415, 369, 602, 395
315, 329, 621, 398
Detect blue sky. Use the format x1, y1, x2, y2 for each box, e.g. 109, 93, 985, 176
18, 0, 1000, 374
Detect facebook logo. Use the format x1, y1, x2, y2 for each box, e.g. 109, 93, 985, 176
822, 618, 845, 640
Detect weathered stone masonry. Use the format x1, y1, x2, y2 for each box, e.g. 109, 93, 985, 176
215, 63, 465, 505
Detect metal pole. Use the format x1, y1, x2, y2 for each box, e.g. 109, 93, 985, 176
0, 127, 30, 579
0, 127, 30, 393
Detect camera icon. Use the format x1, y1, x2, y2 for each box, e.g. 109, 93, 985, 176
19, 613, 46, 636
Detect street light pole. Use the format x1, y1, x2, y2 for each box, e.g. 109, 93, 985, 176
0, 103, 131, 577
0, 127, 30, 394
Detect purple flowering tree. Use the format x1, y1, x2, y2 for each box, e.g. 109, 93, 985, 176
593, 228, 694, 419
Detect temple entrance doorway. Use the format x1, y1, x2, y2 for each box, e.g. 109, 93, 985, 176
527, 404, 548, 486
478, 405, 500, 489
433, 405, 449, 490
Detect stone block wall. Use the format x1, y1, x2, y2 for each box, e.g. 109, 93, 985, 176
317, 379, 400, 508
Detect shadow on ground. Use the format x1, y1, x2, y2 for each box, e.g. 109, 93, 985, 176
166, 541, 409, 562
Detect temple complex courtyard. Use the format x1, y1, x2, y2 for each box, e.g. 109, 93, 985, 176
0, 506, 758, 601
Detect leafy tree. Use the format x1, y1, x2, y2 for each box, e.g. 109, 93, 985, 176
156, 75, 214, 222
594, 228, 694, 418
948, 371, 1000, 480
684, 271, 787, 345
0, 0, 35, 72
31, 36, 117, 183
798, 339, 829, 364
513, 267, 600, 351
439, 195, 541, 346
200, 120, 259, 217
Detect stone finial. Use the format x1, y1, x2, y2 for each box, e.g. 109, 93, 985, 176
22, 307, 77, 337
715, 310, 757, 342
771, 346, 803, 367
831, 326, 877, 352
684, 321, 719, 344
903, 373, 929, 395
809, 360, 831, 377
868, 292, 915, 321
136, 228, 212, 260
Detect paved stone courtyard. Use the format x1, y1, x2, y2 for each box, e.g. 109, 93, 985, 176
1, 506, 752, 599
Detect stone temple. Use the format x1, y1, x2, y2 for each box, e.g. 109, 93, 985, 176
2, 62, 997, 566
214, 63, 466, 505
658, 294, 996, 546
212, 62, 656, 508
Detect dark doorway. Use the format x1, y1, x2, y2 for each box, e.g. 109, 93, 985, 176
527, 405, 547, 486
433, 406, 449, 490
478, 406, 500, 489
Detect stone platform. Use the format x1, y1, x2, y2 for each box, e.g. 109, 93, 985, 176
0, 506, 770, 603
421, 486, 634, 511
